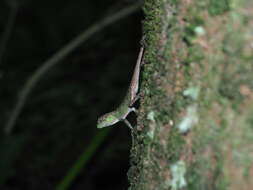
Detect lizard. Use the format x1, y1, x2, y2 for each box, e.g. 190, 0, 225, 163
97, 46, 144, 129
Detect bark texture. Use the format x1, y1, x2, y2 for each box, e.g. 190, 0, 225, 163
128, 0, 253, 190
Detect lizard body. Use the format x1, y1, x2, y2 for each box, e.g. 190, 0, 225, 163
97, 47, 144, 129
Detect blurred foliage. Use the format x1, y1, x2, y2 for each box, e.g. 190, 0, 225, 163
0, 134, 27, 185
0, 0, 142, 189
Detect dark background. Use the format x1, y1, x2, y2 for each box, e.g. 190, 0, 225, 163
0, 0, 142, 189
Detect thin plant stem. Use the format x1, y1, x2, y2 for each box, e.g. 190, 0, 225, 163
4, 2, 142, 135
55, 128, 111, 190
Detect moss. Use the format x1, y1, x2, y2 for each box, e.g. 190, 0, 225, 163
166, 128, 185, 162
247, 111, 253, 131
131, 0, 253, 189
208, 0, 230, 16
218, 78, 243, 107
187, 156, 228, 190
170, 0, 181, 5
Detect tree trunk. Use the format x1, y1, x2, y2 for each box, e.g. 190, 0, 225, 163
128, 0, 253, 189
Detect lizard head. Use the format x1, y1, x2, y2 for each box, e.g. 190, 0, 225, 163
97, 111, 119, 128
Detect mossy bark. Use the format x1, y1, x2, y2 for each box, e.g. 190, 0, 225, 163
128, 0, 253, 190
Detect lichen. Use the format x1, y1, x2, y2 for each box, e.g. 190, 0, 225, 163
169, 160, 187, 190
176, 104, 198, 133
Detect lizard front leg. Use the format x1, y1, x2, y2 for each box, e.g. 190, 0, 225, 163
123, 119, 133, 130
